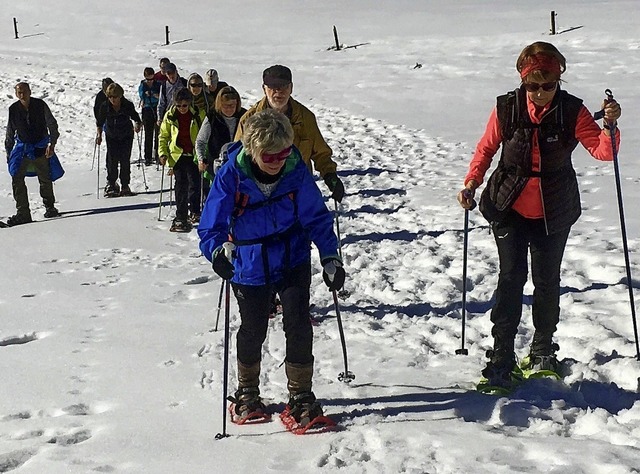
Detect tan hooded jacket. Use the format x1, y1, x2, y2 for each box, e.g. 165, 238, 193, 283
234, 96, 336, 178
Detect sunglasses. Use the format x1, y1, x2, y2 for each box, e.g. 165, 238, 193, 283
145, 77, 154, 81
523, 81, 557, 92
175, 103, 190, 109
189, 83, 203, 88
261, 146, 291, 164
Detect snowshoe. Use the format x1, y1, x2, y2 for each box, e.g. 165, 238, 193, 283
0, 221, 9, 228
280, 391, 335, 435
520, 339, 561, 379
227, 387, 270, 425
44, 207, 59, 218
104, 183, 120, 198
477, 348, 521, 394
6, 214, 33, 227
169, 218, 192, 233
119, 185, 136, 197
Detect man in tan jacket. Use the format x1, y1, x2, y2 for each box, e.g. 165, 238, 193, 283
235, 65, 344, 202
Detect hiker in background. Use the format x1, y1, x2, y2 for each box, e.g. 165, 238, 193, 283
158, 88, 203, 231
138, 67, 161, 166
154, 57, 170, 83
235, 65, 344, 203
5, 82, 63, 226
204, 68, 229, 102
188, 73, 210, 113
93, 77, 114, 123
195, 86, 246, 203
198, 109, 344, 427
157, 62, 187, 124
96, 83, 143, 197
457, 41, 622, 388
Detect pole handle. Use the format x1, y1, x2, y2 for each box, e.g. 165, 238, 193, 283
462, 190, 477, 211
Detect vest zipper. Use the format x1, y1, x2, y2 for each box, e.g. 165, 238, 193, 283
535, 131, 550, 236
537, 103, 557, 236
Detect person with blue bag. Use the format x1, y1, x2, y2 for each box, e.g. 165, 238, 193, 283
5, 82, 63, 226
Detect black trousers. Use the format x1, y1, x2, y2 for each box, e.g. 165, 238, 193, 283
173, 154, 199, 220
105, 135, 133, 186
141, 107, 158, 164
232, 263, 313, 366
490, 211, 570, 346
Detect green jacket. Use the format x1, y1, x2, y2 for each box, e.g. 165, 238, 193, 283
235, 97, 336, 178
158, 105, 205, 168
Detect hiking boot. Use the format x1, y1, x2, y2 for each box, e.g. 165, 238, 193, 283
120, 185, 135, 197
6, 213, 32, 226
284, 361, 322, 424
523, 334, 560, 371
481, 347, 516, 388
286, 391, 323, 425
44, 207, 59, 218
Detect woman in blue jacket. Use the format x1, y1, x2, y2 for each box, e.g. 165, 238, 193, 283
198, 109, 345, 426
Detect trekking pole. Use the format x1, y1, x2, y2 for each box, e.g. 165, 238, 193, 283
596, 89, 639, 360
96, 144, 101, 200
325, 261, 355, 383
215, 242, 235, 440
212, 279, 225, 332
200, 173, 205, 213
334, 200, 351, 300
158, 164, 165, 221
136, 132, 149, 191
169, 173, 174, 211
91, 140, 97, 171
456, 195, 477, 356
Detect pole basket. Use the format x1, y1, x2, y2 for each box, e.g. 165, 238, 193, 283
338, 371, 355, 383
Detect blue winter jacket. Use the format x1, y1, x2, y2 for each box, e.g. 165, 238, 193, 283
198, 143, 339, 286
138, 80, 161, 110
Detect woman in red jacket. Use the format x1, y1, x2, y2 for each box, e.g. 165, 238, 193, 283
457, 42, 621, 388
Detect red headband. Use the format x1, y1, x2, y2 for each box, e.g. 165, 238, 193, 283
519, 53, 562, 79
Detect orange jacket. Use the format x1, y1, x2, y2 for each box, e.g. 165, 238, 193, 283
466, 97, 619, 218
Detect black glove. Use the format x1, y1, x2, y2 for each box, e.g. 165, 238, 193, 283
323, 173, 345, 203
212, 247, 234, 280
322, 258, 345, 291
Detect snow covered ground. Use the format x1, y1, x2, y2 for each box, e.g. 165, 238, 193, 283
1, 1, 640, 472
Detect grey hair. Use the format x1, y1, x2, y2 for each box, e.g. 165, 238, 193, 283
241, 109, 294, 158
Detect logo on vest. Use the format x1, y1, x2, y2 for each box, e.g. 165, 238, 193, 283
546, 135, 559, 143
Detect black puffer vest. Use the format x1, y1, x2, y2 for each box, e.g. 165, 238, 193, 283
479, 86, 583, 234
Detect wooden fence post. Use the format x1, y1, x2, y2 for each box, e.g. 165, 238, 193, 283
333, 26, 341, 51
550, 11, 556, 35
165, 26, 170, 45
13, 18, 18, 39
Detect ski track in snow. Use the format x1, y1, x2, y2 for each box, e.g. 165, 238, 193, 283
1, 74, 640, 471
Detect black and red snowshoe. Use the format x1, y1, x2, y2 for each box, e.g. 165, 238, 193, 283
280, 391, 336, 435
227, 387, 271, 425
